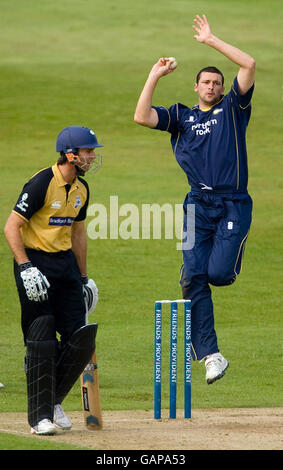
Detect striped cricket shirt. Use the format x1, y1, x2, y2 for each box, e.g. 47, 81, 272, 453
12, 163, 89, 252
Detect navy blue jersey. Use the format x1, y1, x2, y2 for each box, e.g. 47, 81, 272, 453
153, 77, 254, 194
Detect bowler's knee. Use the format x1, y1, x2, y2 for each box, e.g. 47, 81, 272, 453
180, 272, 211, 299
208, 267, 236, 287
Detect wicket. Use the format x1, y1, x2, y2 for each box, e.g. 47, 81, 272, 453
154, 299, 191, 420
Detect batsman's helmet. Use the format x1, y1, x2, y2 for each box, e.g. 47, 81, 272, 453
56, 126, 103, 154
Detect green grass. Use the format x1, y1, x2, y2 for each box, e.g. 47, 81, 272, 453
0, 0, 282, 450
0, 432, 88, 451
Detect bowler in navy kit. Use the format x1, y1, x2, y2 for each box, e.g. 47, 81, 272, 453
135, 15, 256, 384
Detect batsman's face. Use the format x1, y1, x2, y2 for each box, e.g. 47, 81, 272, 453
77, 148, 96, 172
194, 72, 224, 107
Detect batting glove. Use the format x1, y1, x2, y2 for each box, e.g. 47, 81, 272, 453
81, 275, 99, 314
19, 262, 50, 302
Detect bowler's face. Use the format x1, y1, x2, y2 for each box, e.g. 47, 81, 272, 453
194, 72, 224, 108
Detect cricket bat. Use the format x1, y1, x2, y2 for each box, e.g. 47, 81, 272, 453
80, 299, 103, 430
80, 349, 102, 430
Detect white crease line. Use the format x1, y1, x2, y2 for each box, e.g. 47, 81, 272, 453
0, 428, 29, 436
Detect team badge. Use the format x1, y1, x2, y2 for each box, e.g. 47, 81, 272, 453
74, 196, 82, 209
213, 108, 223, 115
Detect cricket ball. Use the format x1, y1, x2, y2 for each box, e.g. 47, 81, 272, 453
168, 57, 178, 70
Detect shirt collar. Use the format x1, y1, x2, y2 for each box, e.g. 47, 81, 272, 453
52, 164, 79, 189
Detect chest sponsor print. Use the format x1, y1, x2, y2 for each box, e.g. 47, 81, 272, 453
49, 216, 75, 226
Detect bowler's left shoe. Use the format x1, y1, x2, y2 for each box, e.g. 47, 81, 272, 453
205, 352, 229, 384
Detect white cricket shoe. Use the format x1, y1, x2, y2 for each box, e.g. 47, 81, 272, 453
30, 419, 57, 435
205, 352, 229, 384
54, 404, 72, 430
0, 383, 4, 388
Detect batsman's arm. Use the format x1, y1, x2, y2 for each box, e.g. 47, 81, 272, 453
71, 220, 87, 276
4, 212, 50, 302
134, 58, 176, 128
4, 212, 30, 264
193, 15, 256, 94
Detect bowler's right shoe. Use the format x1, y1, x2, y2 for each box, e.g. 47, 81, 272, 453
205, 352, 229, 384
30, 419, 57, 435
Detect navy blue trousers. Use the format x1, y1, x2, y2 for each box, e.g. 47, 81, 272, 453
180, 191, 253, 361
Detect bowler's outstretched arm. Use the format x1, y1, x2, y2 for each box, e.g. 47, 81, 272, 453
193, 14, 255, 93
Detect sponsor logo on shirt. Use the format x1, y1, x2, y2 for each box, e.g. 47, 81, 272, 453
49, 217, 74, 226
16, 193, 29, 212
51, 200, 62, 209
191, 119, 218, 135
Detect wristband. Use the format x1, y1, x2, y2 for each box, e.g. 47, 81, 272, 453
81, 274, 89, 285
19, 261, 33, 272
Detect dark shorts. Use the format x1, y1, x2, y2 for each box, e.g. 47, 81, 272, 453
14, 249, 85, 344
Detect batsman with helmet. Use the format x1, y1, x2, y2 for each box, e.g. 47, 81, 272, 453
4, 125, 102, 435
134, 15, 256, 385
